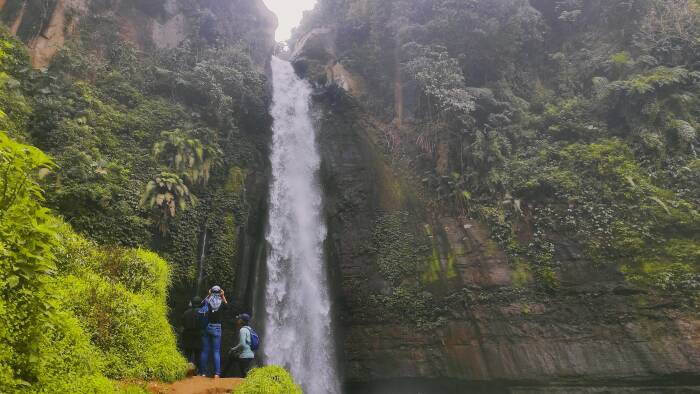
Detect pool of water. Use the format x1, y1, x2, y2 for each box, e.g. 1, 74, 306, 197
346, 378, 700, 394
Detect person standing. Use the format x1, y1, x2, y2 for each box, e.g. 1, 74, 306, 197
199, 286, 228, 378
181, 296, 203, 371
228, 313, 256, 377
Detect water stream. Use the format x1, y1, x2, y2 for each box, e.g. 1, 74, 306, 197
262, 56, 341, 394
196, 229, 207, 295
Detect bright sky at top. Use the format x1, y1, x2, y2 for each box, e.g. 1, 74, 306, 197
263, 0, 318, 42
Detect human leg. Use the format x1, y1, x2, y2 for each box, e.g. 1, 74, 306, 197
222, 354, 235, 377
199, 332, 210, 376
240, 358, 254, 377
208, 325, 222, 376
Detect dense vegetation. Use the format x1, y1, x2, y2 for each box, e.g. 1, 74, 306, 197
0, 0, 274, 390
1, 126, 186, 391
1, 0, 272, 305
234, 366, 303, 394
296, 0, 700, 324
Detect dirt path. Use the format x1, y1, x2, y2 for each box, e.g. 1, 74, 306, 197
146, 376, 244, 394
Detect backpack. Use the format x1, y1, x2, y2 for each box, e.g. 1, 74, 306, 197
196, 302, 210, 330
182, 308, 198, 331
245, 326, 260, 351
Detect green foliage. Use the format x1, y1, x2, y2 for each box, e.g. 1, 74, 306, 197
301, 0, 700, 302
18, 10, 271, 301
367, 213, 447, 328
0, 132, 184, 392
403, 43, 475, 125
0, 131, 57, 390
370, 212, 430, 284
0, 34, 32, 139
234, 365, 302, 394
141, 172, 196, 235
45, 223, 188, 385
153, 129, 222, 186
611, 66, 695, 95
370, 283, 447, 330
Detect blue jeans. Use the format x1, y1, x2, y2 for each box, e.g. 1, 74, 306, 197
200, 324, 222, 376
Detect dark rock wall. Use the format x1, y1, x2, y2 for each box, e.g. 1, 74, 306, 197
311, 78, 700, 388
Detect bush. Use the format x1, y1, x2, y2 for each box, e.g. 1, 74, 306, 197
32, 311, 120, 394
0, 131, 186, 392
53, 225, 187, 382
0, 131, 57, 391
234, 366, 302, 394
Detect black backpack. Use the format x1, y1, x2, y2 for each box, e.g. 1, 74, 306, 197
182, 308, 199, 331
196, 302, 210, 329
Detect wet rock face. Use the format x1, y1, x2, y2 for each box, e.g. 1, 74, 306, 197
312, 92, 700, 388
290, 28, 365, 97
0, 0, 278, 70
346, 297, 700, 384
290, 28, 336, 84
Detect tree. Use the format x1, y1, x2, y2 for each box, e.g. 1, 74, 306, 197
153, 129, 222, 186
140, 172, 196, 235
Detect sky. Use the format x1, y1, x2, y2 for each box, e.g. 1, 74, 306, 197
262, 0, 318, 42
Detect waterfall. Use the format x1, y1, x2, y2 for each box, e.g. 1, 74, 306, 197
196, 229, 207, 295
263, 56, 341, 394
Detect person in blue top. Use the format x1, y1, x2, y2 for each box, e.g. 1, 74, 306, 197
226, 313, 256, 377
199, 285, 228, 378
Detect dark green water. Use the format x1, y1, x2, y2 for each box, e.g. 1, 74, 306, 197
346, 379, 700, 394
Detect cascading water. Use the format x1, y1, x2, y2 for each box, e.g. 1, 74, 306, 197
196, 229, 207, 294
263, 56, 341, 394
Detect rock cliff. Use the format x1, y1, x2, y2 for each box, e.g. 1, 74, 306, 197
0, 0, 278, 354
296, 0, 700, 391
0, 0, 277, 69
313, 86, 700, 390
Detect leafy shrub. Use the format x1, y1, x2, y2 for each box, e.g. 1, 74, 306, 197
234, 366, 302, 394
0, 131, 185, 392
0, 131, 57, 390
32, 311, 120, 394
53, 225, 187, 382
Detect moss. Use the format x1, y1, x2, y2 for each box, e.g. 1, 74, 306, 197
370, 212, 431, 284
224, 166, 247, 196
512, 259, 533, 288
53, 224, 188, 382
377, 161, 406, 210
483, 239, 501, 257
446, 251, 458, 279
609, 51, 633, 65
234, 366, 302, 394
369, 284, 447, 331
422, 247, 443, 284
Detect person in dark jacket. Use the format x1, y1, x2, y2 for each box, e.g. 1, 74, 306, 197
181, 296, 203, 370
199, 286, 228, 378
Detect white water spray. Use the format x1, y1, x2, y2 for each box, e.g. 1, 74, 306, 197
263, 56, 341, 394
